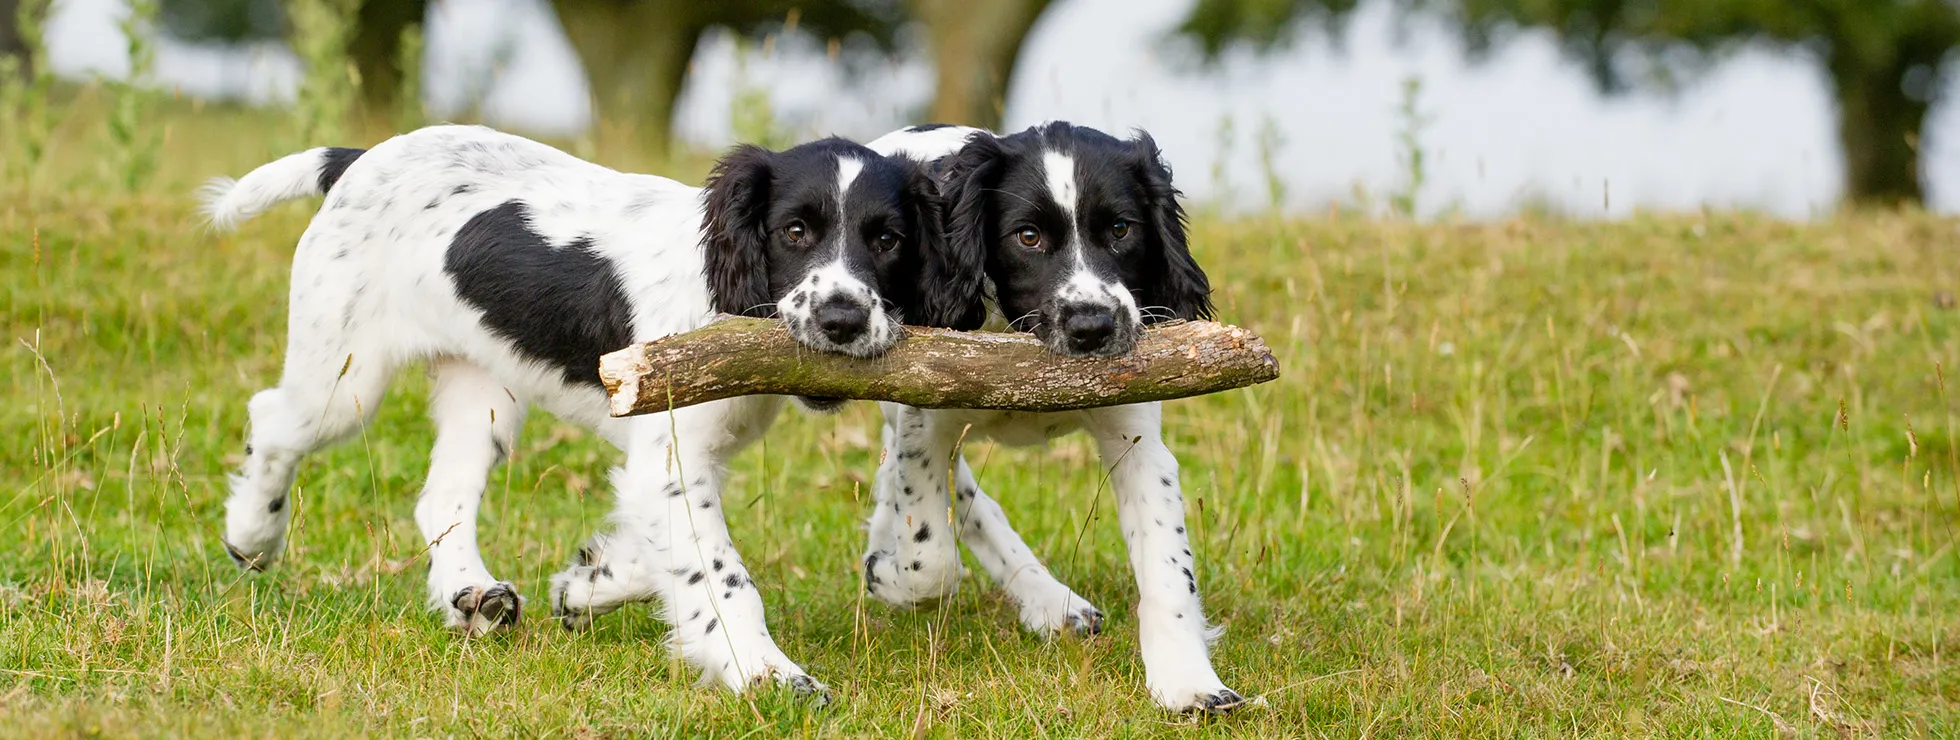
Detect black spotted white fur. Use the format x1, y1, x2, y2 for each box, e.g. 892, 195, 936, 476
859, 122, 1241, 713
202, 124, 982, 695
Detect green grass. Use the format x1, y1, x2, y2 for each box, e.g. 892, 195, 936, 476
3, 118, 1959, 737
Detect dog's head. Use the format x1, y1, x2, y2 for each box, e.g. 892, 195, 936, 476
942, 122, 1211, 358
702, 138, 986, 359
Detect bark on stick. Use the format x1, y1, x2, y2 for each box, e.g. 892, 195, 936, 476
600, 316, 1281, 417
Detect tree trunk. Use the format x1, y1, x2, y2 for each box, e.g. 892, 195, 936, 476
1827, 48, 1927, 206
347, 0, 427, 115
911, 0, 1051, 129
600, 317, 1281, 416
553, 0, 704, 156
0, 0, 27, 75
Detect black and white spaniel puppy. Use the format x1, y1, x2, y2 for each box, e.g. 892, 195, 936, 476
863, 122, 1237, 712
203, 124, 983, 695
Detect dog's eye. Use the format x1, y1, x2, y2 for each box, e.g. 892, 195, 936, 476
1110, 219, 1130, 240
1015, 227, 1042, 249
874, 230, 900, 252
784, 222, 807, 244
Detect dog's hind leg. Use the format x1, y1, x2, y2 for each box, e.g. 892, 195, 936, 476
860, 408, 1103, 634
223, 337, 399, 571
226, 230, 404, 572
862, 404, 965, 608
944, 456, 1105, 636
414, 359, 526, 636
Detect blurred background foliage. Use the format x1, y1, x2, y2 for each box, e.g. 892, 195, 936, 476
1, 0, 1956, 204
1183, 0, 1960, 204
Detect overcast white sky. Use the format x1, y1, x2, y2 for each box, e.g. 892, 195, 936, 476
41, 0, 1960, 217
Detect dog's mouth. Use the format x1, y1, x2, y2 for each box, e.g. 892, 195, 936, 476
1033, 302, 1141, 358
795, 396, 848, 412
780, 291, 901, 358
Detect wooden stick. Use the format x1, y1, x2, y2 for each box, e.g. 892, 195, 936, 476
600, 316, 1281, 417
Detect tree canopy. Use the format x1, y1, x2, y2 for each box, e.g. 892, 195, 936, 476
1181, 0, 1960, 205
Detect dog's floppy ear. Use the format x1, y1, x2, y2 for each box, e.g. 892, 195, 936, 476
701, 144, 776, 317
940, 132, 1006, 292
901, 157, 987, 329
1128, 132, 1213, 322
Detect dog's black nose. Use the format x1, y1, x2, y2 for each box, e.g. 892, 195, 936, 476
1063, 311, 1116, 352
816, 300, 870, 344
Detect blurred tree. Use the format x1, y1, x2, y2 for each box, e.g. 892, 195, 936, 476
158, 0, 279, 43
0, 0, 25, 73
1180, 0, 1960, 206
908, 0, 1052, 129
550, 0, 903, 155
348, 0, 428, 112
160, 0, 424, 114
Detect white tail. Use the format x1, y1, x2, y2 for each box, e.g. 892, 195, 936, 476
199, 148, 350, 231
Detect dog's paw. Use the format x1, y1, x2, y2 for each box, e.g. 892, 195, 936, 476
1155, 685, 1247, 715
780, 673, 832, 706
1189, 688, 1248, 715
720, 659, 828, 703
549, 568, 599, 631
449, 582, 522, 636
1060, 605, 1106, 636
1145, 652, 1242, 713
862, 550, 960, 608
548, 557, 643, 631
1010, 579, 1103, 636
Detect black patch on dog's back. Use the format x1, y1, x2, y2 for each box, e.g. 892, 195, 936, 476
444, 200, 633, 387
318, 147, 366, 193
906, 123, 956, 132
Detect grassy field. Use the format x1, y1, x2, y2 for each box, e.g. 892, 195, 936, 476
3, 114, 1959, 737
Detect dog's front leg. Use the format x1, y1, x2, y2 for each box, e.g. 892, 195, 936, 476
550, 401, 820, 695
1086, 402, 1243, 713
